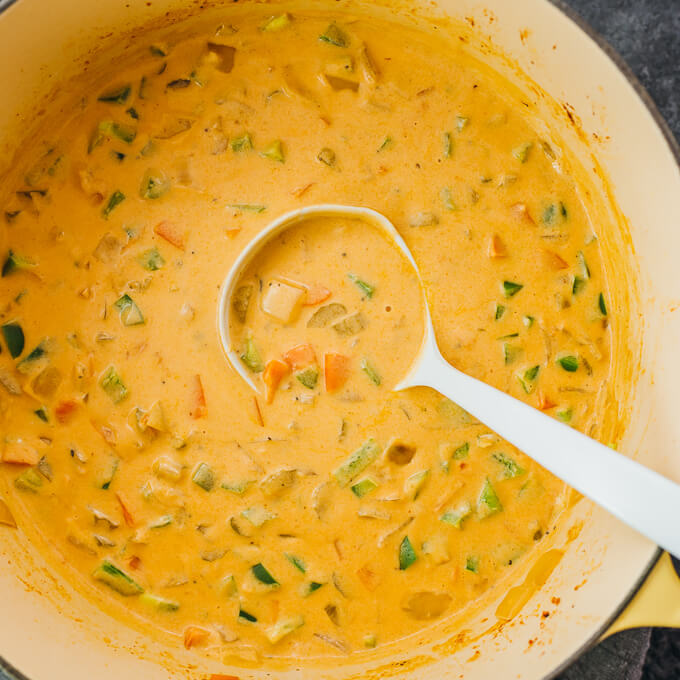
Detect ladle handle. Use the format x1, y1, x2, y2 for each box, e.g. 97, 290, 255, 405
411, 351, 680, 557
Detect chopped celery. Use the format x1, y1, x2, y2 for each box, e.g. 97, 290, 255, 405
296, 367, 318, 389
557, 355, 579, 372
102, 190, 125, 219
351, 478, 377, 498
598, 293, 608, 316
140, 592, 179, 611
364, 633, 377, 648
100, 365, 127, 403
512, 142, 533, 163
285, 553, 306, 573
299, 581, 323, 597
494, 303, 506, 320
114, 294, 145, 326
333, 438, 381, 487
98, 85, 131, 104
16, 339, 49, 374
503, 280, 523, 298
465, 555, 480, 573
240, 337, 264, 373
14, 468, 43, 492
220, 574, 237, 596
98, 457, 119, 490
331, 311, 366, 336
577, 250, 590, 279
492, 452, 525, 479
232, 284, 253, 323
92, 560, 143, 595
503, 342, 521, 365
440, 501, 472, 528
227, 203, 266, 213
260, 140, 285, 163
523, 315, 535, 328
221, 480, 253, 495
241, 505, 276, 526
456, 115, 469, 132
2, 322, 24, 358
265, 615, 304, 643
192, 462, 215, 491
261, 13, 291, 31
110, 122, 136, 144
317, 147, 336, 166
238, 609, 257, 623
319, 23, 349, 48
477, 478, 502, 518
399, 536, 417, 570
307, 302, 346, 328
138, 247, 165, 271
2, 251, 36, 277
404, 469, 429, 500
542, 201, 568, 225
442, 132, 453, 158
453, 442, 469, 460
139, 168, 171, 199
440, 187, 457, 211
348, 273, 375, 298
557, 408, 573, 423
149, 515, 173, 529
572, 276, 586, 295
517, 365, 540, 394
360, 358, 381, 386
251, 563, 279, 586
231, 133, 253, 152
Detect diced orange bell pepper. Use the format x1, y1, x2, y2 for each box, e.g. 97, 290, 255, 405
282, 344, 317, 371
537, 391, 557, 410
190, 375, 207, 419
55, 399, 78, 424
115, 492, 136, 527
209, 675, 240, 680
324, 353, 350, 392
542, 249, 568, 270
154, 220, 186, 250
183, 626, 211, 649
487, 234, 507, 258
302, 283, 332, 306
263, 359, 290, 404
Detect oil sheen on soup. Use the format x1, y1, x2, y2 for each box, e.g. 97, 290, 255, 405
0, 8, 615, 662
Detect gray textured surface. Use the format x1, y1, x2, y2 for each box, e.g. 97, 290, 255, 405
0, 1, 678, 680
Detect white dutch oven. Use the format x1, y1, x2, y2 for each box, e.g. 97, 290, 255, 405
1, 1, 680, 679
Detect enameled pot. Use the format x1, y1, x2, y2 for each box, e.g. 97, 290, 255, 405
1, 1, 680, 678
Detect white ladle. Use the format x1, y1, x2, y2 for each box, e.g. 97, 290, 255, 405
218, 204, 680, 556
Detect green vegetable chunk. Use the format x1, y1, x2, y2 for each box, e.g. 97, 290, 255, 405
239, 609, 257, 623
285, 553, 306, 573
557, 355, 579, 372
477, 478, 502, 518
2, 322, 24, 358
598, 293, 608, 316
99, 365, 127, 403
140, 592, 180, 611
503, 280, 523, 298
440, 501, 472, 529
443, 132, 453, 158
300, 581, 324, 597
317, 147, 336, 166
319, 23, 349, 48
494, 303, 506, 320
265, 615, 304, 643
192, 462, 216, 491
138, 247, 165, 271
512, 142, 533, 163
333, 438, 381, 487
453, 442, 469, 460
360, 358, 381, 386
399, 536, 417, 570
517, 365, 540, 394
465, 555, 480, 574
92, 560, 143, 595
98, 85, 132, 104
140, 168, 171, 199
231, 133, 253, 152
227, 203, 266, 213
260, 140, 285, 163
296, 367, 319, 389
348, 273, 375, 298
102, 190, 125, 219
34, 406, 49, 423
240, 337, 264, 373
261, 13, 292, 32
252, 563, 279, 586
15, 468, 43, 492
114, 294, 145, 326
2, 251, 36, 277
492, 452, 525, 479
351, 477, 378, 498
232, 285, 253, 323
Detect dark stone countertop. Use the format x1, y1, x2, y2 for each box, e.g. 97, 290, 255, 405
0, 2, 678, 680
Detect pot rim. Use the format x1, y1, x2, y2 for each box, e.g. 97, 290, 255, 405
0, 0, 675, 678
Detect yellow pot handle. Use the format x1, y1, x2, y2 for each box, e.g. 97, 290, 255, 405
602, 552, 680, 638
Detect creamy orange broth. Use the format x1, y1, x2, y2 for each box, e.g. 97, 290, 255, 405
0, 8, 617, 663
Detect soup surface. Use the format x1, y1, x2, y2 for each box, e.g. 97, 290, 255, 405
0, 7, 617, 663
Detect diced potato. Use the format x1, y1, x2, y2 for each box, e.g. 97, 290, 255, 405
2, 440, 40, 465
401, 591, 452, 620
261, 280, 306, 323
